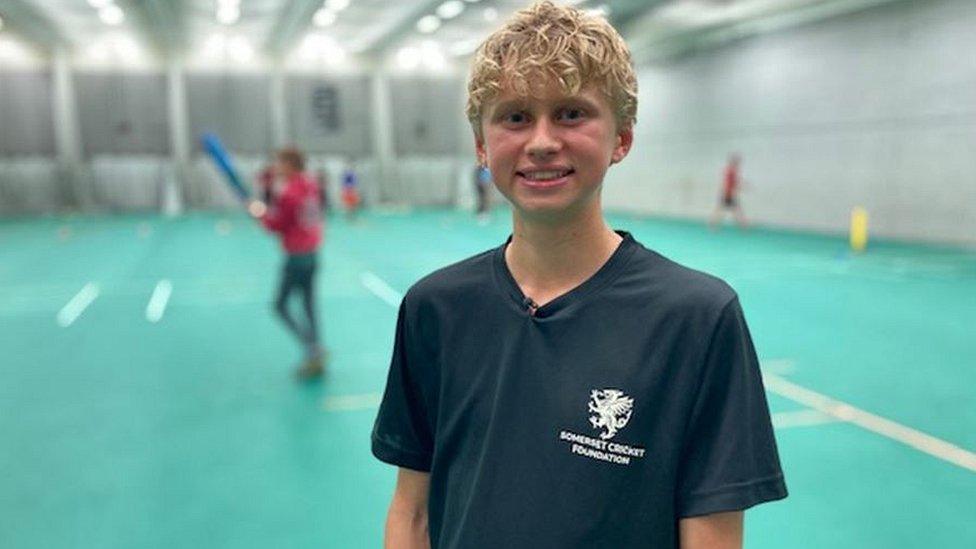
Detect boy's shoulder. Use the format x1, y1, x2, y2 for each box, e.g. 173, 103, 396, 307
626, 241, 738, 314
402, 247, 498, 310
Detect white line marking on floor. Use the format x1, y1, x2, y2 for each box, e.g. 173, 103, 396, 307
56, 283, 99, 327
146, 279, 173, 323
764, 373, 976, 473
772, 409, 839, 429
761, 358, 796, 375
322, 393, 383, 412
360, 271, 403, 308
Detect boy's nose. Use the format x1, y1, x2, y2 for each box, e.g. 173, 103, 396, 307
526, 119, 561, 159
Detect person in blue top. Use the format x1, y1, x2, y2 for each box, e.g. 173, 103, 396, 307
340, 160, 361, 222
372, 3, 787, 548
473, 163, 492, 224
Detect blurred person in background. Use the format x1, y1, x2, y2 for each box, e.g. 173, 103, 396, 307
474, 162, 492, 225
316, 168, 331, 213
709, 153, 749, 229
341, 159, 362, 222
248, 147, 326, 379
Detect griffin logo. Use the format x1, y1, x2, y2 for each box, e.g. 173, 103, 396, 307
588, 389, 634, 440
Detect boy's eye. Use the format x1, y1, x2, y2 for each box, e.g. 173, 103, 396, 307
557, 108, 585, 122
503, 111, 529, 125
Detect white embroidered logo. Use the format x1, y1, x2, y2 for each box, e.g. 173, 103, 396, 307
588, 389, 634, 440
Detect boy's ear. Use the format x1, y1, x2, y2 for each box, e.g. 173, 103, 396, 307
474, 132, 487, 165
611, 125, 634, 165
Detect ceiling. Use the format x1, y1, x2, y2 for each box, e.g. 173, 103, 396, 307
0, 0, 905, 69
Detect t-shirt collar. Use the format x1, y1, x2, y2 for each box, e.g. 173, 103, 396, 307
492, 231, 638, 319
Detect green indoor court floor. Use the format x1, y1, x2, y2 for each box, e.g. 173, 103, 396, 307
1, 208, 975, 548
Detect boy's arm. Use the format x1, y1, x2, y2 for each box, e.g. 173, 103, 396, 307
679, 511, 743, 549
384, 468, 431, 549
255, 194, 295, 232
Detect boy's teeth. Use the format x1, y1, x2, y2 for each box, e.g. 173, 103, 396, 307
525, 170, 565, 181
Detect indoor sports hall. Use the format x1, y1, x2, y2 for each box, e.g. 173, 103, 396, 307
1, 1, 974, 547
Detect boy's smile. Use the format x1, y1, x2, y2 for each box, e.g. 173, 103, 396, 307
477, 79, 632, 222
516, 165, 574, 188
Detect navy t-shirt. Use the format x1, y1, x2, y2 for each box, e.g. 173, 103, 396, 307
372, 231, 787, 548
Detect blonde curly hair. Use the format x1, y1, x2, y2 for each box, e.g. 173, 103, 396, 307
466, 1, 638, 139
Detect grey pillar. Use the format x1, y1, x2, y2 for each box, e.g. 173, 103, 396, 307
51, 47, 83, 208
165, 57, 188, 214
370, 70, 397, 204
269, 66, 288, 148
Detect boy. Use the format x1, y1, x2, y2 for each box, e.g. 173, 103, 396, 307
372, 3, 786, 548
248, 147, 325, 379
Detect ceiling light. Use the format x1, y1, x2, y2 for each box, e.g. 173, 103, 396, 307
420, 40, 447, 70
436, 1, 464, 20
228, 36, 254, 63
313, 8, 336, 27
301, 33, 323, 52
0, 36, 36, 63
80, 32, 146, 65
462, 0, 482, 3
326, 49, 346, 65
297, 33, 347, 65
448, 37, 480, 57
217, 0, 240, 13
325, 0, 350, 12
202, 33, 227, 59
425, 51, 447, 70
217, 5, 240, 25
323, 45, 347, 66
114, 34, 140, 62
0, 37, 16, 56
416, 15, 441, 34
99, 5, 125, 25
229, 36, 249, 49
205, 33, 227, 50
482, 7, 497, 22
86, 42, 110, 63
87, 0, 114, 8
301, 34, 333, 53
396, 46, 421, 70
586, 5, 610, 18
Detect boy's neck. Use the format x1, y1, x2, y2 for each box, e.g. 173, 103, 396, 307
505, 207, 622, 306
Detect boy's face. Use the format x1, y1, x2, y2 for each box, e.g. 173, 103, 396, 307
475, 79, 632, 222
274, 157, 298, 179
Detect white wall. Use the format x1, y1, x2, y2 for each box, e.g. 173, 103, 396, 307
0, 158, 60, 214
607, 0, 976, 245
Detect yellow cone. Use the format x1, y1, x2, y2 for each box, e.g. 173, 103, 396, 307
850, 207, 868, 253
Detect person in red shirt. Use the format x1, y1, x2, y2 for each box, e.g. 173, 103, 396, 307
709, 153, 749, 229
248, 147, 325, 379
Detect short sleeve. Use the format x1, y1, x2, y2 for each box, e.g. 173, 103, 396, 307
676, 298, 788, 518
371, 299, 435, 472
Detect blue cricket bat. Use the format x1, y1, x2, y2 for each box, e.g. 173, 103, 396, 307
201, 133, 249, 201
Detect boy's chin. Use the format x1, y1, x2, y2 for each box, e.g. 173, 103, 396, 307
512, 197, 596, 222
